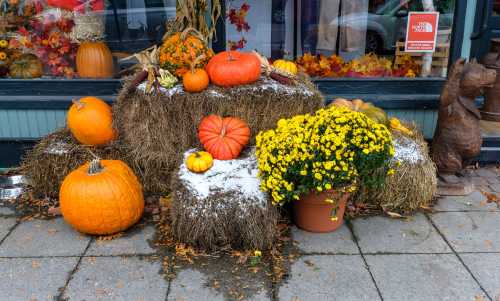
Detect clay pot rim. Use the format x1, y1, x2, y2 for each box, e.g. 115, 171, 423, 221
297, 188, 351, 205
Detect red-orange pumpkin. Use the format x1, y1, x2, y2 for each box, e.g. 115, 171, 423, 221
205, 51, 261, 87
198, 115, 251, 160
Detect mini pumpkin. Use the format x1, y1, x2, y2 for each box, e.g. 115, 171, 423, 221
198, 115, 251, 160
273, 59, 298, 75
206, 51, 261, 87
0, 40, 8, 48
186, 151, 213, 173
60, 159, 144, 235
67, 96, 116, 145
9, 53, 43, 79
183, 68, 209, 92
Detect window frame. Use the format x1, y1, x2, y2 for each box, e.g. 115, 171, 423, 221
0, 0, 467, 111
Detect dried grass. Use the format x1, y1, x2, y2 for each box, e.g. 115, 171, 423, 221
351, 131, 437, 215
113, 76, 323, 194
169, 172, 279, 251
19, 128, 124, 199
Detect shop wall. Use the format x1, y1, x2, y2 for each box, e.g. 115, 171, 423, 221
0, 107, 438, 142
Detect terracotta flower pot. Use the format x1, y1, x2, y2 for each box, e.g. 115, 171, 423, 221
293, 190, 350, 233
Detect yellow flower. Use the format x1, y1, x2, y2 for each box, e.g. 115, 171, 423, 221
387, 169, 395, 176
254, 250, 262, 257
300, 170, 307, 176
314, 173, 322, 180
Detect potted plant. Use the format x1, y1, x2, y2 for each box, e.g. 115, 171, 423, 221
256, 106, 395, 232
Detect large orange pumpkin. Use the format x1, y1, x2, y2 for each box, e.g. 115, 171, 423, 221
67, 96, 116, 145
76, 41, 114, 78
198, 115, 251, 160
206, 51, 261, 87
60, 159, 144, 235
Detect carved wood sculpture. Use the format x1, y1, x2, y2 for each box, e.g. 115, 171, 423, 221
432, 59, 496, 189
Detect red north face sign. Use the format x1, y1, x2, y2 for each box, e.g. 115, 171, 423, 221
405, 12, 440, 52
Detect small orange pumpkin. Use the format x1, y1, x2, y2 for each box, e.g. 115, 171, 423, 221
67, 96, 116, 146
206, 51, 261, 87
198, 115, 251, 160
76, 41, 114, 78
60, 159, 144, 235
183, 68, 209, 93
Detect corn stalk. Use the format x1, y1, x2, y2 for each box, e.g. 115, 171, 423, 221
164, 0, 221, 42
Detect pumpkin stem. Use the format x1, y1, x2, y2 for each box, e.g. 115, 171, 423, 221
72, 99, 85, 110
88, 159, 103, 175
190, 54, 206, 74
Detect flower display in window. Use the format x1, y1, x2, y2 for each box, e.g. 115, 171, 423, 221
11, 7, 78, 78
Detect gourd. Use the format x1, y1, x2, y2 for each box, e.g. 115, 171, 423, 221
159, 28, 213, 77
198, 115, 251, 160
389, 117, 414, 136
76, 41, 114, 78
331, 98, 389, 125
67, 96, 116, 145
186, 151, 213, 173
206, 51, 261, 87
273, 59, 298, 75
9, 54, 43, 79
0, 51, 9, 77
59, 159, 144, 235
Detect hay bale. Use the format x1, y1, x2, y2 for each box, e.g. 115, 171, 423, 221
170, 149, 278, 251
20, 128, 123, 199
113, 76, 323, 194
352, 132, 437, 215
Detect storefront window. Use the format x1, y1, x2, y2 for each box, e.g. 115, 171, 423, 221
226, 0, 455, 78
0, 0, 175, 79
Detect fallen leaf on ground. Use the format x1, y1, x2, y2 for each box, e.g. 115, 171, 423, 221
31, 260, 40, 269
47, 206, 61, 216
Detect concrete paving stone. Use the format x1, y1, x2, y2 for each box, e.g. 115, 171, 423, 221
471, 176, 490, 186
0, 206, 14, 215
476, 169, 498, 178
433, 191, 498, 212
168, 269, 224, 301
352, 213, 451, 254
278, 255, 380, 301
0, 217, 17, 242
365, 254, 486, 301
292, 225, 359, 254
430, 211, 500, 252
64, 256, 167, 300
491, 183, 500, 193
461, 253, 500, 300
486, 177, 500, 184
0, 218, 90, 257
87, 225, 156, 256
0, 257, 78, 301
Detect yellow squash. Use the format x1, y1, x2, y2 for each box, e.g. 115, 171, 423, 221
186, 151, 213, 173
273, 59, 298, 75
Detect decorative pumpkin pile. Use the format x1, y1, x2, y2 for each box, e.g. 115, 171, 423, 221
60, 96, 144, 235
330, 98, 389, 125
330, 98, 413, 135
185, 114, 251, 173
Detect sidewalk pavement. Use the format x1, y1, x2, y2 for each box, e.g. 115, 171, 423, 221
0, 167, 499, 301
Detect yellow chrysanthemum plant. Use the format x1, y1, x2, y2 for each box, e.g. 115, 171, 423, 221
256, 106, 395, 207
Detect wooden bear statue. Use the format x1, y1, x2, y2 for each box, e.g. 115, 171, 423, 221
432, 59, 496, 173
